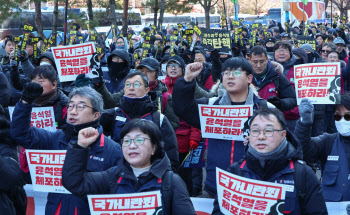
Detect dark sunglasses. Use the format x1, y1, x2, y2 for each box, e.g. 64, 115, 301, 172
334, 113, 350, 121
321, 50, 331, 53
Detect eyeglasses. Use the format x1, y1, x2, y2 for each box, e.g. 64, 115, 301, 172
121, 137, 150, 146
125, 82, 144, 89
167, 63, 181, 69
275, 49, 288, 54
334, 113, 350, 121
67, 103, 94, 111
222, 70, 243, 78
321, 50, 331, 54
250, 128, 284, 137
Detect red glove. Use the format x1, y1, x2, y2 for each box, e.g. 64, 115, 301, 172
189, 140, 199, 150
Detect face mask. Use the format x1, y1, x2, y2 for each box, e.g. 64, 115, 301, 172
295, 59, 304, 65
335, 118, 350, 136
116, 45, 124, 50
40, 61, 51, 66
220, 57, 230, 63
110, 62, 127, 78
307, 53, 314, 63
266, 47, 273, 52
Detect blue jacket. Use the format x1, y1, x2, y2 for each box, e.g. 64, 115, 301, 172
102, 70, 127, 94
295, 119, 350, 201
172, 77, 269, 196
212, 131, 327, 215
10, 101, 123, 215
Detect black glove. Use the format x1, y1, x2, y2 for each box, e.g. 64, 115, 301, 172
299, 98, 314, 124
75, 74, 91, 87
10, 60, 18, 68
210, 49, 220, 62
267, 96, 282, 109
17, 48, 28, 62
21, 82, 43, 104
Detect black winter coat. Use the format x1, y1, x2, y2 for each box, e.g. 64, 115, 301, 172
0, 116, 26, 215
62, 148, 196, 215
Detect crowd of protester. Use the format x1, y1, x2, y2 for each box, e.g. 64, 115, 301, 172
2, 19, 350, 214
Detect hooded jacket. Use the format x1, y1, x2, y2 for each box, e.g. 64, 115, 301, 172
212, 130, 327, 214
62, 149, 196, 215
103, 49, 130, 94
10, 101, 123, 215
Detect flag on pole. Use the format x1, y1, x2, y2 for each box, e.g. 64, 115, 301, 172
301, 0, 308, 5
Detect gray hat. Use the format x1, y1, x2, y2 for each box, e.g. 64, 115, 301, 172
137, 57, 160, 72
300, 43, 314, 53
334, 37, 346, 45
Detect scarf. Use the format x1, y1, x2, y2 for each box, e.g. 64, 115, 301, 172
253, 63, 270, 87
164, 76, 179, 95
149, 79, 159, 92
61, 119, 100, 139
247, 138, 288, 168
33, 89, 58, 107
120, 95, 157, 119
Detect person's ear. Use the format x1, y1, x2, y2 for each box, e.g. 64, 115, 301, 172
94, 112, 101, 120
247, 74, 253, 84
282, 130, 287, 140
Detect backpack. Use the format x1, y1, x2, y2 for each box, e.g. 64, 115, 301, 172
293, 160, 307, 205
161, 170, 174, 215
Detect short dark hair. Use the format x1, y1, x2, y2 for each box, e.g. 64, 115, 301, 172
272, 27, 279, 33
273, 41, 292, 54
337, 92, 350, 110
222, 57, 253, 75
322, 42, 336, 51
4, 37, 14, 46
120, 119, 163, 162
249, 108, 287, 130
328, 51, 339, 58
250, 45, 268, 58
124, 71, 149, 88
30, 65, 58, 84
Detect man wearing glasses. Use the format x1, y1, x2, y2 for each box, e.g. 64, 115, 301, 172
320, 42, 336, 61
172, 57, 272, 197
334, 37, 349, 66
296, 94, 350, 202
10, 85, 123, 215
100, 71, 179, 170
212, 108, 327, 214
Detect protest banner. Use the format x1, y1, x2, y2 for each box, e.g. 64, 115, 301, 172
8, 106, 57, 131
198, 105, 253, 141
296, 35, 317, 50
181, 141, 207, 168
52, 42, 97, 82
294, 62, 341, 105
216, 168, 294, 215
88, 191, 162, 215
26, 150, 70, 194
201, 29, 231, 52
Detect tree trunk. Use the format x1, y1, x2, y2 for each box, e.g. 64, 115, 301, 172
34, 1, 44, 39
52, 0, 58, 46
110, 0, 117, 27
158, 0, 166, 30
122, 0, 129, 35
87, 0, 93, 21
205, 5, 210, 29
153, 0, 159, 27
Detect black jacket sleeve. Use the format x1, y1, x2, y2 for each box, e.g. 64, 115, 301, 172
171, 173, 197, 215
277, 74, 297, 111
172, 77, 209, 129
62, 145, 111, 197
0, 72, 11, 107
301, 164, 328, 215
294, 119, 335, 167
160, 116, 179, 170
